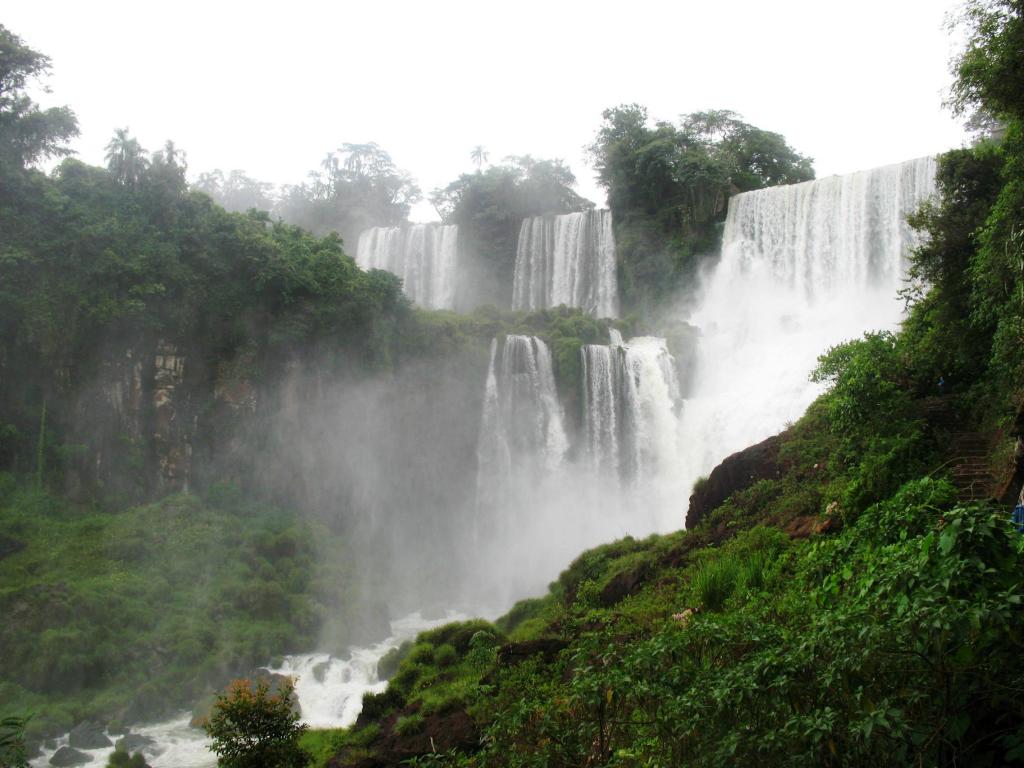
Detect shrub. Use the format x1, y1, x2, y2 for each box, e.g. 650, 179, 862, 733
0, 715, 29, 768
107, 752, 150, 768
433, 644, 458, 668
691, 557, 739, 611
203, 679, 310, 768
359, 687, 405, 721
377, 641, 412, 681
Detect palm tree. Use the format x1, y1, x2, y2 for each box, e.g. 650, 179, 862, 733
105, 127, 148, 188
162, 139, 185, 170
470, 145, 489, 172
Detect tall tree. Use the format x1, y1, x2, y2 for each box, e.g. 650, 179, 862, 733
0, 24, 78, 172
470, 144, 489, 172
104, 127, 149, 188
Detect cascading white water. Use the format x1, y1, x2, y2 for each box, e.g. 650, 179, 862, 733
512, 210, 618, 317
678, 156, 937, 482
476, 335, 568, 496
355, 224, 458, 310
581, 332, 682, 483
30, 612, 465, 768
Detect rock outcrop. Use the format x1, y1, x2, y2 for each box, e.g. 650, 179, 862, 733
686, 433, 784, 529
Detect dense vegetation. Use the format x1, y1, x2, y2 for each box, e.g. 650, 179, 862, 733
0, 486, 363, 742
310, 2, 1024, 766
587, 106, 814, 312
4, 1, 1024, 765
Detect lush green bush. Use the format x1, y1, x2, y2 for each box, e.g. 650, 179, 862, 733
203, 679, 310, 768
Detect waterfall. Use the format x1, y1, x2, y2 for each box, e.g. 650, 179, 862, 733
476, 335, 568, 504
512, 210, 618, 317
679, 156, 937, 482
582, 331, 682, 482
355, 224, 458, 310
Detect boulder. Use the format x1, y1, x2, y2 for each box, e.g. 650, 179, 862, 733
115, 733, 156, 753
68, 721, 112, 749
49, 746, 92, 766
686, 433, 783, 529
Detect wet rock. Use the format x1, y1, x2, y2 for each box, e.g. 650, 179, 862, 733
599, 559, 654, 606
49, 746, 92, 766
106, 720, 128, 736
115, 733, 156, 753
312, 659, 330, 683
686, 433, 784, 529
68, 721, 112, 749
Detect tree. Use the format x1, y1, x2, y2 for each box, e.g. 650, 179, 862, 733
0, 24, 78, 172
949, 0, 1024, 122
470, 144, 489, 172
203, 679, 310, 768
586, 104, 813, 311
105, 127, 149, 188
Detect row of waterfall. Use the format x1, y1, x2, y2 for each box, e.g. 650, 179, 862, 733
355, 224, 458, 310
471, 156, 938, 601
512, 209, 618, 317
45, 156, 940, 764
355, 210, 619, 316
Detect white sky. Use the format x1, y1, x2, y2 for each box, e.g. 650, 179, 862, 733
8, 0, 968, 221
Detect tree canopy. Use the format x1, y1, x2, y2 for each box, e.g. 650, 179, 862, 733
587, 105, 814, 310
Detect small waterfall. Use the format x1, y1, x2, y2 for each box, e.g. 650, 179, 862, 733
355, 223, 458, 310
582, 331, 681, 482
679, 156, 938, 482
512, 210, 618, 317
476, 335, 567, 496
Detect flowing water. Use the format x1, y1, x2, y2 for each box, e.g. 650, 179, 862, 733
678, 156, 937, 479
31, 612, 465, 768
355, 224, 458, 310
33, 157, 939, 767
582, 332, 681, 483
512, 210, 618, 317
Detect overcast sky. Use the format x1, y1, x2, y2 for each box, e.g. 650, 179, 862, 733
8, 0, 969, 221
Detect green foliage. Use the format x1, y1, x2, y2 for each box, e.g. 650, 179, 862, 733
106, 751, 150, 768
431, 156, 591, 307
274, 143, 421, 247
203, 678, 310, 768
0, 485, 362, 738
587, 105, 813, 311
0, 25, 78, 172
393, 713, 424, 738
377, 641, 413, 681
0, 715, 28, 768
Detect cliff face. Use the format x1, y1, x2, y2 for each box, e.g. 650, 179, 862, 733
686, 432, 783, 529
63, 340, 261, 500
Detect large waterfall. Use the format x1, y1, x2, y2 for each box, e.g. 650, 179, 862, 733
679, 156, 937, 478
355, 224, 458, 310
582, 330, 681, 482
512, 210, 618, 317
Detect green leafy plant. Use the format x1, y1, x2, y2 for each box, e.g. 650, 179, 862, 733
202, 679, 310, 768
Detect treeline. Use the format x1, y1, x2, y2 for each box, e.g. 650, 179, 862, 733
314, 2, 1024, 766
195, 120, 814, 316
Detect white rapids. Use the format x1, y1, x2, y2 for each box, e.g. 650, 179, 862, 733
31, 611, 465, 768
